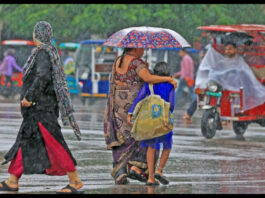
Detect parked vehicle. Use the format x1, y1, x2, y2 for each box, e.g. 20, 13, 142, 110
74, 40, 118, 104
59, 42, 81, 97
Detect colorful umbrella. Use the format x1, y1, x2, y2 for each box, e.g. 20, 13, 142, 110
103, 26, 191, 49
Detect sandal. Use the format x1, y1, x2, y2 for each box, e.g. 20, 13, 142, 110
56, 184, 84, 194
128, 169, 147, 183
0, 181, 19, 192
154, 173, 169, 185
146, 180, 160, 186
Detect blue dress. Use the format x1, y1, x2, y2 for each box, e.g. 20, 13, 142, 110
128, 82, 175, 150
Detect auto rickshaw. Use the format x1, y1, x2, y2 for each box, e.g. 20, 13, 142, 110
195, 24, 265, 139
0, 39, 35, 96
74, 40, 118, 105
59, 42, 80, 97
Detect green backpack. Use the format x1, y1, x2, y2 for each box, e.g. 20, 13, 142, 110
131, 84, 174, 141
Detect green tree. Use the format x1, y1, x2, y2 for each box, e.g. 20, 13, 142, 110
0, 4, 264, 45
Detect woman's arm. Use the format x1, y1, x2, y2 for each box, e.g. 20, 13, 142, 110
138, 67, 177, 89
172, 71, 181, 78
23, 50, 52, 104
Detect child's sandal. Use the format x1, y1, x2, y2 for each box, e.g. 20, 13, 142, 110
154, 173, 169, 185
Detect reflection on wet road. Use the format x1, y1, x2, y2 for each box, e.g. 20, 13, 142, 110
1, 98, 265, 194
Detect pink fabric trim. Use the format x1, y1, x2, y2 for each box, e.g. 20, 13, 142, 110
8, 148, 23, 179
8, 122, 76, 178
38, 122, 76, 175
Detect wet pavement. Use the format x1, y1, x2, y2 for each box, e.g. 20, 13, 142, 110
1, 96, 265, 194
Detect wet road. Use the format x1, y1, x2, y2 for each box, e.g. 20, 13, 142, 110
1, 97, 265, 194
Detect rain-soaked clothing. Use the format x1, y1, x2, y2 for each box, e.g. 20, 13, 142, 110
23, 21, 81, 140
104, 57, 159, 184
195, 47, 265, 111
2, 49, 77, 176
0, 55, 23, 76
2, 21, 79, 176
174, 54, 194, 80
0, 55, 23, 97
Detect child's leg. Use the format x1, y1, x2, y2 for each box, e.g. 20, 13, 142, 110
156, 149, 171, 175
147, 146, 156, 183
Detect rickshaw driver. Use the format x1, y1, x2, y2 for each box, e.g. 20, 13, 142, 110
224, 42, 237, 59
211, 42, 242, 88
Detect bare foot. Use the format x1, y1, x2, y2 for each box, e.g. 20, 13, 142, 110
58, 180, 83, 193
147, 176, 156, 184
130, 166, 141, 174
0, 180, 18, 189
155, 169, 162, 176
183, 113, 191, 119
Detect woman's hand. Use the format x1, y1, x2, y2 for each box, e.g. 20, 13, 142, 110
169, 77, 178, 89
127, 114, 133, 127
21, 97, 32, 107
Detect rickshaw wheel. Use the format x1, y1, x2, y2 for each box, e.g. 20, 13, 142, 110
201, 109, 217, 139
233, 121, 248, 136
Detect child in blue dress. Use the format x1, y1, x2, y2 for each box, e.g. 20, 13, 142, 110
127, 62, 175, 186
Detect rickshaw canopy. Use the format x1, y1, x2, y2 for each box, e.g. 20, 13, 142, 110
198, 24, 265, 33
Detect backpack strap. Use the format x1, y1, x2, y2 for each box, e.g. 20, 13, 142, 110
148, 84, 154, 95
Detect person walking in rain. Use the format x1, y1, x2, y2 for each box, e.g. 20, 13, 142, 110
0, 21, 84, 194
128, 62, 175, 186
173, 48, 197, 122
104, 47, 177, 185
0, 49, 23, 98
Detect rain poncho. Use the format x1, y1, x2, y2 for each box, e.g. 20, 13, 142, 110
195, 47, 265, 111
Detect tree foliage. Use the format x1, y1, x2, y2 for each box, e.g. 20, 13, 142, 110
0, 4, 264, 44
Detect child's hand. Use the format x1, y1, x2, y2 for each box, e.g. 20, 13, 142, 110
169, 77, 178, 89
127, 114, 133, 127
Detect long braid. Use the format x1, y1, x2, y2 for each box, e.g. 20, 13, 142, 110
118, 48, 133, 68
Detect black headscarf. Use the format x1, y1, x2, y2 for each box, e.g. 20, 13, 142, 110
23, 21, 81, 141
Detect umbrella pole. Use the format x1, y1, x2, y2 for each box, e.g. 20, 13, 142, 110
145, 49, 148, 62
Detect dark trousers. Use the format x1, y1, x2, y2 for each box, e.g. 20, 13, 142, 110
3, 75, 13, 97
175, 79, 197, 117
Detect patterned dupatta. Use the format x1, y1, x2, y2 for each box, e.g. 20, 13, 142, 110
23, 21, 81, 140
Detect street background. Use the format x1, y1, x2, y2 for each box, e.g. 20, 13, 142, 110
0, 4, 265, 194
1, 97, 265, 194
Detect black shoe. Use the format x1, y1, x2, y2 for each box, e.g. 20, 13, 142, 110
154, 173, 169, 185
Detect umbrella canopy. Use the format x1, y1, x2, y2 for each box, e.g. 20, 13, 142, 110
103, 26, 191, 49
